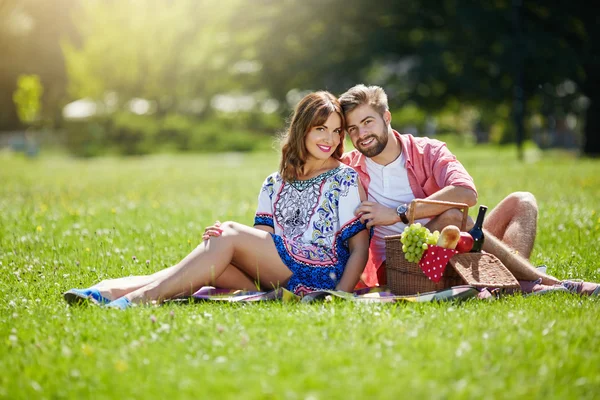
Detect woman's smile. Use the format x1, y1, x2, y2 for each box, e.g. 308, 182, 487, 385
317, 144, 332, 153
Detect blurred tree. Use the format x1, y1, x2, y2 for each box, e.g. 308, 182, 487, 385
13, 74, 43, 126
0, 0, 78, 130
543, 2, 600, 157
63, 0, 244, 116
228, 0, 415, 104
2, 0, 597, 156
237, 0, 598, 156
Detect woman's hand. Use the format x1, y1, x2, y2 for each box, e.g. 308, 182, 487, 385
202, 221, 223, 241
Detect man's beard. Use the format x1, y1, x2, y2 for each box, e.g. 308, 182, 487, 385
356, 129, 388, 157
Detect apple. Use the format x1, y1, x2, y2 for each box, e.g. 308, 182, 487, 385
455, 232, 474, 253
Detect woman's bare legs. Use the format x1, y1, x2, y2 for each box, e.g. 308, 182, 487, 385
92, 263, 259, 301
122, 221, 292, 304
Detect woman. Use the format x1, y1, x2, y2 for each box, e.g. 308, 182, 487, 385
64, 91, 370, 308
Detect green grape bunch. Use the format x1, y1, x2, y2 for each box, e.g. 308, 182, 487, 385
400, 223, 440, 263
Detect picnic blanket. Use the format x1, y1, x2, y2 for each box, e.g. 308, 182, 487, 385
189, 285, 481, 303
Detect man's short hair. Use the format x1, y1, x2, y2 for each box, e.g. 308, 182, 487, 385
339, 84, 389, 117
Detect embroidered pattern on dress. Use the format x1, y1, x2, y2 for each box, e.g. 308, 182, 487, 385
261, 174, 277, 200
311, 168, 358, 249
254, 213, 274, 228
284, 240, 334, 264
274, 167, 348, 245
271, 217, 366, 295
274, 171, 338, 241
256, 166, 367, 296
288, 167, 340, 191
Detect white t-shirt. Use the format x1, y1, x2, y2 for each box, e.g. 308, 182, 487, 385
365, 153, 430, 267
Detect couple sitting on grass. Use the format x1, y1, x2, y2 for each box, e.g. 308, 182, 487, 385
64, 85, 599, 308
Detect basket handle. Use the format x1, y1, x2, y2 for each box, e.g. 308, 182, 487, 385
407, 199, 469, 231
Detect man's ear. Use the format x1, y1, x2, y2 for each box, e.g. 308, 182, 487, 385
384, 110, 392, 125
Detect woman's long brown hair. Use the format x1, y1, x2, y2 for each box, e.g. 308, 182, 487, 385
279, 91, 345, 182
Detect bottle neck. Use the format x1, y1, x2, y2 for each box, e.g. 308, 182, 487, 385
474, 207, 487, 228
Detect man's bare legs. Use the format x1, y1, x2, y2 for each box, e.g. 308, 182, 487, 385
480, 193, 558, 284
426, 193, 559, 285
483, 192, 538, 259
479, 233, 558, 284
122, 221, 292, 304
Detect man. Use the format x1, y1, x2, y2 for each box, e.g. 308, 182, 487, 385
339, 84, 598, 295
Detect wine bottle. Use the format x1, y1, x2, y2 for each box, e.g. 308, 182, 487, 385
468, 205, 488, 252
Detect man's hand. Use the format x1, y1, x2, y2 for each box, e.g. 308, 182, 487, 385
355, 201, 400, 228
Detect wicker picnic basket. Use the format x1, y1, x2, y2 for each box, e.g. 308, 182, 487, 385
384, 199, 519, 295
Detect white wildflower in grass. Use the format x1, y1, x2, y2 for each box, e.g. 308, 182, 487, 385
61, 346, 72, 358
455, 341, 472, 358
30, 381, 42, 392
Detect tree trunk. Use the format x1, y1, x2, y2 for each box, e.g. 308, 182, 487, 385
582, 72, 600, 157
513, 0, 524, 160
583, 101, 600, 157
0, 81, 21, 131
581, 12, 600, 157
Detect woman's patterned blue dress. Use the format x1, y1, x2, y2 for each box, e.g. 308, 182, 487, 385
254, 165, 366, 295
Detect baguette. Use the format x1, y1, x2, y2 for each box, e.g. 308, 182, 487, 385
437, 225, 461, 249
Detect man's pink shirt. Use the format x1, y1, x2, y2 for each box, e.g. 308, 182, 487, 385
341, 131, 478, 287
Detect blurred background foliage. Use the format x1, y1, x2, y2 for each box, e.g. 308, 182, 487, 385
0, 0, 598, 157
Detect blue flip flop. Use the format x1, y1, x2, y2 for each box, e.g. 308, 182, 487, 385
106, 297, 132, 309
63, 288, 111, 305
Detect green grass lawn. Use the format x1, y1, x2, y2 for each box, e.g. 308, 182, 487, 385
1, 144, 599, 399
